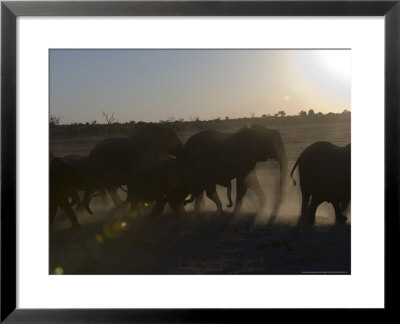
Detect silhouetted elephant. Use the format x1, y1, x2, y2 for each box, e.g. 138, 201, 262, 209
60, 154, 107, 208
83, 124, 183, 213
291, 141, 351, 226
61, 154, 90, 206
50, 157, 90, 228
126, 157, 193, 217
62, 154, 88, 170
181, 125, 288, 214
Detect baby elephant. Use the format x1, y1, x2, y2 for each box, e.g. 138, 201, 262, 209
126, 157, 192, 217
291, 141, 350, 226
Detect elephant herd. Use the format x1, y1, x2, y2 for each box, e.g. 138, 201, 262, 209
50, 123, 351, 229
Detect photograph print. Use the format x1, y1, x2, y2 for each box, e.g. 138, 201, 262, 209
49, 49, 351, 275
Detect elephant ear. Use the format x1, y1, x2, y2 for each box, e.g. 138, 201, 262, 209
239, 126, 274, 161
232, 127, 261, 158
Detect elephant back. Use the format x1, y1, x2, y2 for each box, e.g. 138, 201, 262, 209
233, 125, 285, 161
182, 130, 229, 162
86, 124, 183, 186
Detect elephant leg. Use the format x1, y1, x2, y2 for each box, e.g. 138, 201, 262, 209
233, 178, 247, 214
333, 201, 347, 225
72, 191, 88, 212
97, 187, 109, 205
226, 182, 233, 208
127, 192, 136, 211
184, 193, 196, 205
340, 200, 350, 214
307, 196, 322, 226
59, 196, 81, 228
170, 200, 185, 216
83, 188, 94, 215
205, 186, 223, 214
194, 191, 204, 213
107, 186, 123, 206
151, 200, 166, 217
69, 190, 81, 207
297, 192, 311, 226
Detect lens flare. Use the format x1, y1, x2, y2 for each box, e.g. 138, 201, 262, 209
95, 233, 104, 243
103, 221, 122, 239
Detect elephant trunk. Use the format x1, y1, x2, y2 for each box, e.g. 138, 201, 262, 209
269, 132, 288, 222
272, 130, 288, 200
278, 150, 288, 200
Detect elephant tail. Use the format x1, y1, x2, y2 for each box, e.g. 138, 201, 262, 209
290, 161, 299, 186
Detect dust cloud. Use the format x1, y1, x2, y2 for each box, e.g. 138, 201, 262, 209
50, 121, 351, 274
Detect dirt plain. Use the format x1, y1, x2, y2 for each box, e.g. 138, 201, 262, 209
50, 120, 351, 274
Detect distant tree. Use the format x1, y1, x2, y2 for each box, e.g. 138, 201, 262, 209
102, 111, 115, 124
50, 115, 61, 126
189, 116, 201, 122
277, 110, 286, 117
308, 109, 315, 116
91, 120, 97, 125
250, 112, 256, 118
225, 116, 229, 120
298, 110, 307, 117
342, 109, 350, 115
316, 112, 324, 117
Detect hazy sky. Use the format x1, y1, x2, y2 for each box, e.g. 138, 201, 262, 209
50, 49, 351, 124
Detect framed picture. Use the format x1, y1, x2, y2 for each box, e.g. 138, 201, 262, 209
1, 0, 398, 321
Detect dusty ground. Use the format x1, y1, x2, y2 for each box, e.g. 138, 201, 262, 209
50, 121, 351, 274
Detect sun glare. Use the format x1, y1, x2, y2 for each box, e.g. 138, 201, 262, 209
315, 50, 351, 81
294, 50, 351, 98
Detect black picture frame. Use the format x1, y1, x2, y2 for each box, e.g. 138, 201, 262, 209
1, 0, 398, 321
